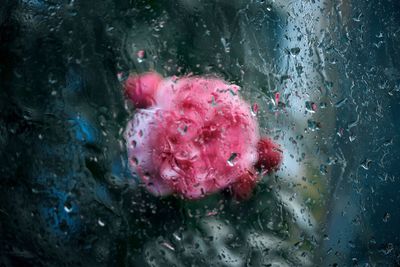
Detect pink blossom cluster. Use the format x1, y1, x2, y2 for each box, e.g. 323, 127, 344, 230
124, 72, 282, 199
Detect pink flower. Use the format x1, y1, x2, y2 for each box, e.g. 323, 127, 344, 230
124, 72, 282, 199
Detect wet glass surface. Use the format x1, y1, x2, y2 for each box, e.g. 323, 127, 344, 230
1, 0, 400, 266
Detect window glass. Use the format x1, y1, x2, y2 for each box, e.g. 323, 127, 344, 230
0, 0, 399, 266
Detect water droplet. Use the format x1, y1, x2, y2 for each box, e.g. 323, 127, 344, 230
383, 212, 390, 222
307, 120, 321, 131
206, 210, 218, 216
320, 164, 327, 175
98, 218, 105, 227
337, 127, 344, 137
220, 37, 230, 53
383, 139, 393, 146
280, 75, 291, 83
131, 140, 137, 148
251, 103, 259, 116
48, 73, 58, 84
381, 243, 394, 255
64, 203, 73, 213
131, 157, 139, 167
177, 124, 188, 135
137, 50, 145, 63
349, 133, 356, 142
211, 96, 217, 106
335, 98, 348, 108
290, 47, 301, 56
305, 101, 317, 113
275, 92, 280, 106
117, 72, 124, 82
347, 116, 359, 129
161, 242, 175, 251
173, 233, 182, 241
142, 173, 151, 182
360, 159, 372, 170
227, 153, 238, 167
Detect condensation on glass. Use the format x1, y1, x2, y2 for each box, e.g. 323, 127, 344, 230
0, 0, 399, 266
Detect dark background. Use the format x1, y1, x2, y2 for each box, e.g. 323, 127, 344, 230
1, 0, 400, 266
